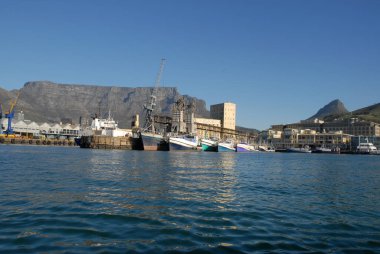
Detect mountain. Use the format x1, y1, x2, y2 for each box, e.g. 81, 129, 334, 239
307, 99, 349, 120
0, 81, 210, 128
324, 103, 380, 123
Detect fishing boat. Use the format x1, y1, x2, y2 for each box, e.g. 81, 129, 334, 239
138, 59, 169, 151
78, 112, 131, 148
218, 140, 236, 152
201, 137, 218, 152
169, 135, 199, 150
236, 143, 257, 152
140, 132, 169, 151
80, 112, 130, 138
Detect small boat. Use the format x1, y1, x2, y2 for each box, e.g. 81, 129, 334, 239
201, 138, 218, 152
313, 146, 340, 154
356, 140, 378, 154
258, 145, 275, 152
236, 143, 257, 152
169, 135, 199, 151
218, 140, 236, 152
287, 146, 312, 153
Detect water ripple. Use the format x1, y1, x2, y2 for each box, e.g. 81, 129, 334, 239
1, 146, 380, 253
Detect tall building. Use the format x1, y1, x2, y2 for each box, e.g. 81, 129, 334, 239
210, 102, 236, 130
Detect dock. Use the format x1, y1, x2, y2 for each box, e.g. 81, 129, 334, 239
0, 137, 76, 146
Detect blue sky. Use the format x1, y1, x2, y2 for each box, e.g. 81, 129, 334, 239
0, 0, 379, 130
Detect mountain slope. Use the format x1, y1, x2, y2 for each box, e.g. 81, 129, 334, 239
324, 103, 380, 123
307, 99, 348, 120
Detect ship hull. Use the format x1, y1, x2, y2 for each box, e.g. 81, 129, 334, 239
169, 136, 198, 151
218, 144, 235, 152
141, 132, 169, 151
201, 144, 218, 152
201, 139, 218, 152
236, 144, 255, 152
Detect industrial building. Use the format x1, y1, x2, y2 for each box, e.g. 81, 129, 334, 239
0, 111, 79, 139
210, 102, 236, 130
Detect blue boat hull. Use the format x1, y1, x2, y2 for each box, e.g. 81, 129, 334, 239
170, 142, 196, 151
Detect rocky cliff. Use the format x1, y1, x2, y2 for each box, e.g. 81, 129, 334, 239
0, 81, 210, 128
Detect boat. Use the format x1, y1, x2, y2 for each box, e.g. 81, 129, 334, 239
218, 140, 236, 152
140, 131, 169, 151
78, 112, 132, 148
169, 135, 199, 150
258, 145, 275, 152
201, 137, 218, 152
236, 143, 257, 152
80, 111, 130, 138
356, 140, 378, 154
313, 146, 340, 154
138, 59, 169, 151
286, 146, 312, 153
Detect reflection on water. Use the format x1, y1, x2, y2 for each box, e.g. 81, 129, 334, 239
1, 146, 380, 253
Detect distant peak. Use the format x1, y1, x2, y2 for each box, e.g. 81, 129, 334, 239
307, 99, 348, 120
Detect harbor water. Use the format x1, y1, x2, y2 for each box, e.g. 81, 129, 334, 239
1, 145, 380, 253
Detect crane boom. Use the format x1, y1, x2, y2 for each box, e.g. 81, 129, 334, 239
142, 58, 166, 132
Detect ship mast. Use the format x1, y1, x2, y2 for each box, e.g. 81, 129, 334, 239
142, 58, 166, 132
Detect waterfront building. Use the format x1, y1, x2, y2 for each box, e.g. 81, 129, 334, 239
271, 118, 380, 137
194, 118, 221, 139
210, 102, 236, 130
266, 128, 351, 149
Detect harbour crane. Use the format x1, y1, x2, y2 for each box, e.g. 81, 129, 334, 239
4, 92, 20, 135
142, 58, 166, 132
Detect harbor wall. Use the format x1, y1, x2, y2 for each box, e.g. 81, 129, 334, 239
80, 135, 134, 150
0, 137, 76, 146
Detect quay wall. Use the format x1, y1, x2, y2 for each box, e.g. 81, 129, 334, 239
0, 137, 76, 146
80, 135, 134, 150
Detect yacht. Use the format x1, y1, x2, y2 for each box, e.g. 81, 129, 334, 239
356, 140, 378, 154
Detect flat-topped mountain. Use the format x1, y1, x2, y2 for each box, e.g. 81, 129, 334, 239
0, 81, 210, 128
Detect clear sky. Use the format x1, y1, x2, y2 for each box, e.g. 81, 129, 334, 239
0, 0, 379, 130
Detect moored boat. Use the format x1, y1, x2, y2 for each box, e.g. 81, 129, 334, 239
201, 138, 218, 152
169, 135, 199, 151
312, 146, 340, 154
236, 143, 257, 152
218, 140, 236, 152
258, 145, 275, 152
141, 132, 169, 151
356, 140, 378, 154
286, 146, 312, 153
